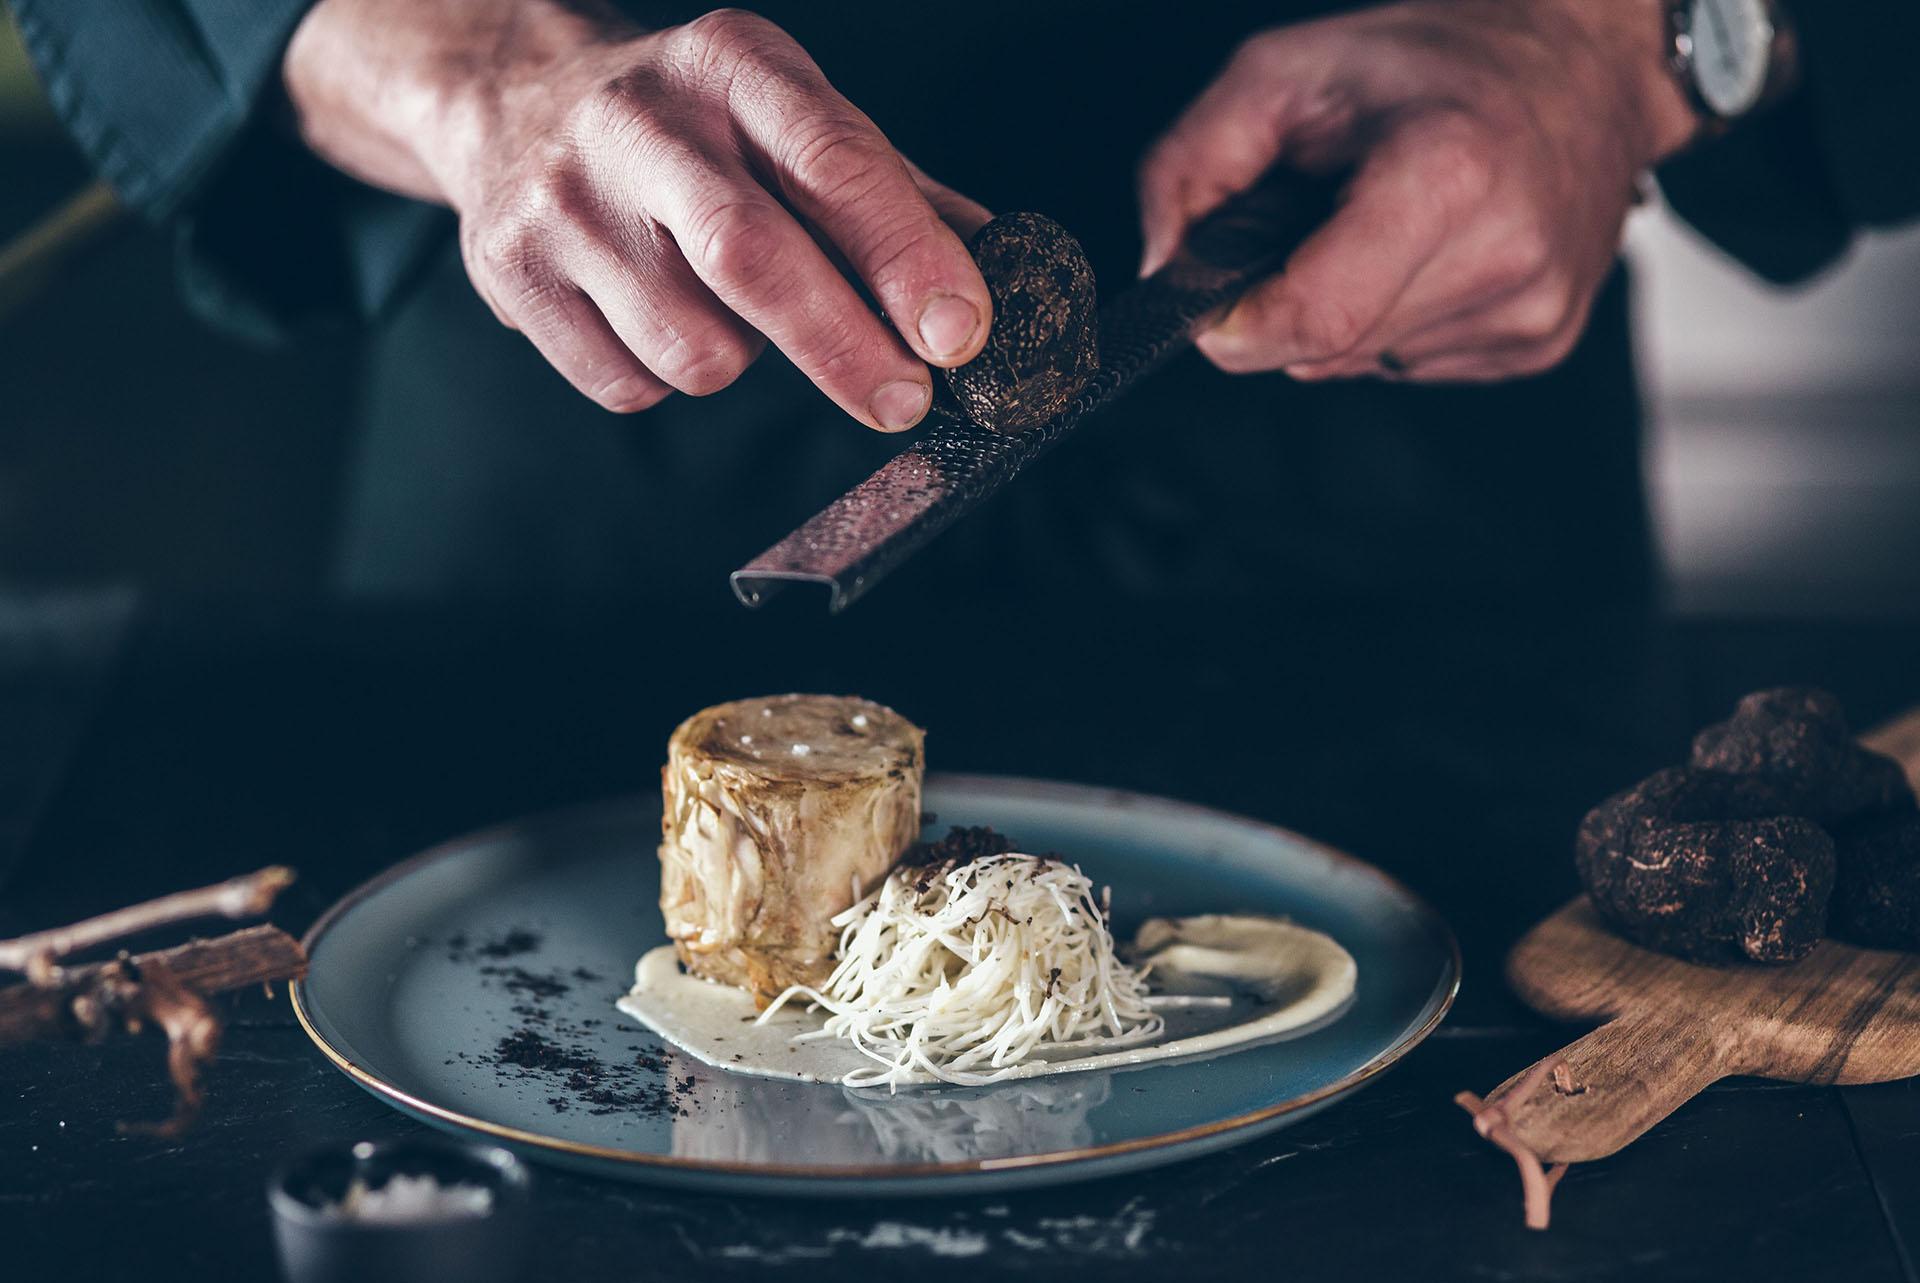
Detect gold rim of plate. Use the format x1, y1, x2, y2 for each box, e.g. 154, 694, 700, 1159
290, 773, 1462, 1180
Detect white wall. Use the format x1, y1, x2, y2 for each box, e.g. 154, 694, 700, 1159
1625, 203, 1920, 614
1629, 205, 1920, 399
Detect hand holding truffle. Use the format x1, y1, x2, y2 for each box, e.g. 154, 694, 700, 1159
284, 2, 993, 429
1578, 688, 1920, 964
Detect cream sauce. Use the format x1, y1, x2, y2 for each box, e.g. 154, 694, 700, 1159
616, 913, 1357, 1085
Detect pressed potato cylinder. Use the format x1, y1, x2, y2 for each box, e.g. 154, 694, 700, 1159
657, 694, 924, 1004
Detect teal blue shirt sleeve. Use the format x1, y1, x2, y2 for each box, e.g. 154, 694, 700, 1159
12, 0, 453, 342
12, 0, 314, 218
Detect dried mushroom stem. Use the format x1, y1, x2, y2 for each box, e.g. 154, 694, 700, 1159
115, 964, 221, 1138
0, 866, 295, 983
1455, 1058, 1572, 1231
0, 924, 307, 1135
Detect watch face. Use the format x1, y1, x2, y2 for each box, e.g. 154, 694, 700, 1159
1689, 0, 1774, 117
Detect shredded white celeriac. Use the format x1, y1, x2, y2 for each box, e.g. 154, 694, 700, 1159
756, 853, 1164, 1088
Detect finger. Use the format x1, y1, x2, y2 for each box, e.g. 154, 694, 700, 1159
653, 158, 934, 431
1137, 35, 1327, 275
505, 282, 676, 412
1297, 254, 1533, 380
1280, 272, 1542, 381
1405, 332, 1585, 382
1378, 348, 1542, 383
728, 60, 991, 369
1371, 313, 1587, 384
567, 223, 766, 397
1193, 131, 1463, 373
1291, 347, 1524, 384
1380, 281, 1579, 365
1292, 212, 1564, 379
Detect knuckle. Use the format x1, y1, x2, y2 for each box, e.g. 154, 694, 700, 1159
1539, 314, 1585, 367
1540, 265, 1579, 308
594, 372, 666, 413
517, 167, 596, 232
672, 8, 791, 81
784, 119, 893, 202
1509, 287, 1571, 343
807, 326, 881, 389
572, 73, 667, 155
654, 328, 755, 396
1196, 331, 1265, 375
855, 215, 948, 293
466, 215, 547, 292
1211, 349, 1264, 376
1508, 324, 1582, 379
1419, 119, 1497, 209
502, 286, 591, 364
507, 279, 576, 333
469, 170, 596, 290
1292, 296, 1366, 360
1490, 215, 1554, 285
685, 7, 776, 43
687, 199, 787, 285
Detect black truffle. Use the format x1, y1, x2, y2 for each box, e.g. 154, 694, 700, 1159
943, 212, 1098, 432
1576, 766, 1836, 964
1577, 687, 1920, 964
900, 824, 1016, 867
1689, 687, 1915, 827
1830, 811, 1920, 949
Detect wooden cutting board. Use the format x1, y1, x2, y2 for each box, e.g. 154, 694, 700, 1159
1470, 705, 1920, 1223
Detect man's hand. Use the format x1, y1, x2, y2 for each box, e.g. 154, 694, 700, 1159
285, 2, 992, 428
1138, 0, 1701, 383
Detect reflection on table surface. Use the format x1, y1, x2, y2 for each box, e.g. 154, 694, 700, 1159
674, 1065, 1111, 1166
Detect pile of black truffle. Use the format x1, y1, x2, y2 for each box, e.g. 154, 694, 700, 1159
1577, 688, 1920, 964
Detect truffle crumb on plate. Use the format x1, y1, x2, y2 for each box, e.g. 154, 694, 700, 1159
900, 825, 1017, 868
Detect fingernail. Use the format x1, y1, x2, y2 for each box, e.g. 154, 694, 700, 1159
871, 379, 930, 431
916, 294, 982, 360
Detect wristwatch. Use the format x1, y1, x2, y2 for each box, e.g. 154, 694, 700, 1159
1666, 0, 1799, 124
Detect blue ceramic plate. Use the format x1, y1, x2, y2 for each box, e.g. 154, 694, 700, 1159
293, 775, 1458, 1196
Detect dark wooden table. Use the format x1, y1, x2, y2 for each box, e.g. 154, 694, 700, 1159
5, 591, 1919, 1281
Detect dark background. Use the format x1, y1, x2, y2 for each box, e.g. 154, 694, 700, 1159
1, 16, 357, 595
